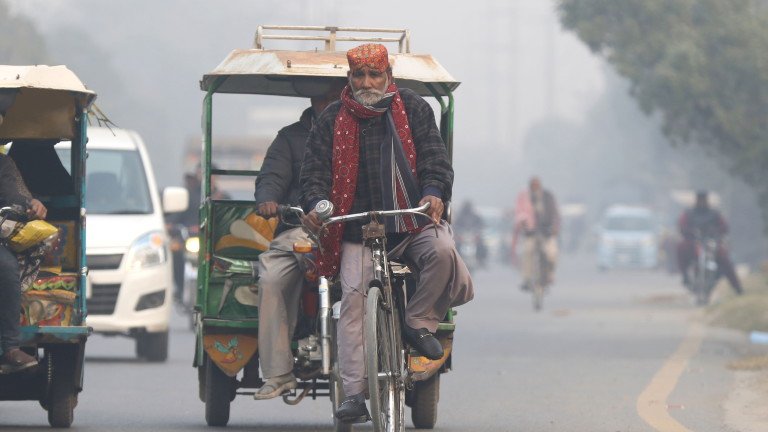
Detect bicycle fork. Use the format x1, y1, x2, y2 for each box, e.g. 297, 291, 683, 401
318, 276, 331, 375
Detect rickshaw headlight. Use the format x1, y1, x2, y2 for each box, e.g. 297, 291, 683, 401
128, 231, 167, 270
185, 236, 199, 254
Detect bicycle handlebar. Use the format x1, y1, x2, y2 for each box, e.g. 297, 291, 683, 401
276, 204, 306, 219
0, 205, 27, 221
322, 202, 431, 226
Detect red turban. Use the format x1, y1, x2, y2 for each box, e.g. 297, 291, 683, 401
346, 43, 390, 72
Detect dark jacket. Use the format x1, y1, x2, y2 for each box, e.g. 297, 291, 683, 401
531, 189, 559, 237
0, 153, 32, 208
300, 88, 453, 242
254, 107, 314, 235
679, 207, 727, 239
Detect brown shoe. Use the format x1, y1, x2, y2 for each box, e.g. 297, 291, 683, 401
0, 348, 38, 374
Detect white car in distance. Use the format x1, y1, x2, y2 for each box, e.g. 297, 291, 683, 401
59, 127, 187, 361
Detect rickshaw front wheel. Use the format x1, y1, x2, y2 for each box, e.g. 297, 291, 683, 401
45, 344, 78, 428
204, 354, 236, 426
410, 373, 440, 429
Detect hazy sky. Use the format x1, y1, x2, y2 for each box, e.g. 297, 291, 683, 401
7, 0, 606, 204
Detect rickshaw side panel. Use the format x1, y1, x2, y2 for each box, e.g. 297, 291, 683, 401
198, 201, 271, 321
195, 200, 274, 372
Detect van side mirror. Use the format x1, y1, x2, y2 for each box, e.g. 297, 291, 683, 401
162, 187, 189, 214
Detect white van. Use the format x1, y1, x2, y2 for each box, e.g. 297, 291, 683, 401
597, 205, 659, 270
63, 127, 187, 361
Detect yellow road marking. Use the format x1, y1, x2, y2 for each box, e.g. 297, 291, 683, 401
637, 321, 704, 432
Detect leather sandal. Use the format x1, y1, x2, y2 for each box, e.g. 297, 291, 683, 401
0, 348, 38, 374
253, 373, 297, 400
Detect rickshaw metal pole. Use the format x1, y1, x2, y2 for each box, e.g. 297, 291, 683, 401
440, 83, 456, 163
77, 107, 88, 320
196, 76, 226, 366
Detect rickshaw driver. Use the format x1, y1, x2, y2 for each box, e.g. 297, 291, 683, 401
0, 151, 47, 373
252, 79, 346, 400
301, 43, 474, 423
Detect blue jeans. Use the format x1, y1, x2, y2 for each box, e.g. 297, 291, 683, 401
0, 244, 21, 353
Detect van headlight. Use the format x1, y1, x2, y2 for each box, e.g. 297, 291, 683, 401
128, 231, 167, 270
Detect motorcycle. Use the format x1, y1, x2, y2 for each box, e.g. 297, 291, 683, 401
689, 229, 720, 306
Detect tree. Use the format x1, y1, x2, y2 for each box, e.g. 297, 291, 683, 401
0, 0, 47, 64
558, 0, 768, 223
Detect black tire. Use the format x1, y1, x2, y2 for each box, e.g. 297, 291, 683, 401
46, 345, 77, 428
329, 319, 353, 432
411, 373, 440, 429
136, 331, 169, 362
198, 357, 207, 403
365, 286, 405, 432
532, 244, 546, 312
204, 354, 235, 427
532, 284, 544, 312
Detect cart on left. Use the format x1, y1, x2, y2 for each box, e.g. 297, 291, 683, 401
0, 65, 96, 428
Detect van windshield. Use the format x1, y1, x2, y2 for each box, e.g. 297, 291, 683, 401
58, 149, 153, 214
604, 215, 653, 232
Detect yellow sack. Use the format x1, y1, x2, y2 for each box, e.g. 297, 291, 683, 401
214, 214, 278, 254
8, 220, 59, 253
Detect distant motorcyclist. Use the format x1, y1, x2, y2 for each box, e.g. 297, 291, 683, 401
512, 176, 559, 289
453, 201, 486, 269
167, 165, 230, 302
676, 191, 742, 294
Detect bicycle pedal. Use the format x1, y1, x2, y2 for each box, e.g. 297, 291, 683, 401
340, 414, 371, 424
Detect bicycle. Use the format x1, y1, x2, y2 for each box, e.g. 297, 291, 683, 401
530, 233, 549, 312
309, 201, 436, 432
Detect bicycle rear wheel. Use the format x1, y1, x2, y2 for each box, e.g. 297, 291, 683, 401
532, 245, 546, 312
365, 286, 405, 432
532, 283, 544, 311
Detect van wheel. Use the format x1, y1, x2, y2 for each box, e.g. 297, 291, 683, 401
46, 345, 78, 428
136, 331, 169, 362
205, 354, 236, 426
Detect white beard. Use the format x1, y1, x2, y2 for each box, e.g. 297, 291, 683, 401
351, 77, 389, 106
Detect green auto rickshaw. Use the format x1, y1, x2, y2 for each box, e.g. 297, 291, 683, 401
194, 26, 460, 431
0, 65, 96, 428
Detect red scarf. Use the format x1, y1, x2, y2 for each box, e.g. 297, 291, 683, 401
317, 83, 417, 277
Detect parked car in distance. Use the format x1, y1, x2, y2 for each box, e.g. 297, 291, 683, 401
58, 127, 188, 361
597, 205, 659, 271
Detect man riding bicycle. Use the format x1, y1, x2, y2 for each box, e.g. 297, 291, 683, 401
513, 176, 560, 290
300, 43, 474, 424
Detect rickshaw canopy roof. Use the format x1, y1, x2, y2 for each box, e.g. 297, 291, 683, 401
200, 49, 460, 97
0, 65, 96, 140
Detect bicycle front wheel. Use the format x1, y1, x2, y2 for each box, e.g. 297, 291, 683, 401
365, 286, 405, 432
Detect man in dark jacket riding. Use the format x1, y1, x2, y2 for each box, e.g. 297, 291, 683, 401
301, 44, 474, 423
251, 78, 345, 400
677, 191, 742, 294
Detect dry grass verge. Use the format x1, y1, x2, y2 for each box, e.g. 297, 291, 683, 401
708, 271, 768, 333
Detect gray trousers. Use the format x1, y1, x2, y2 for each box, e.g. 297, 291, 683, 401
0, 244, 21, 353
256, 227, 308, 379
338, 222, 474, 395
